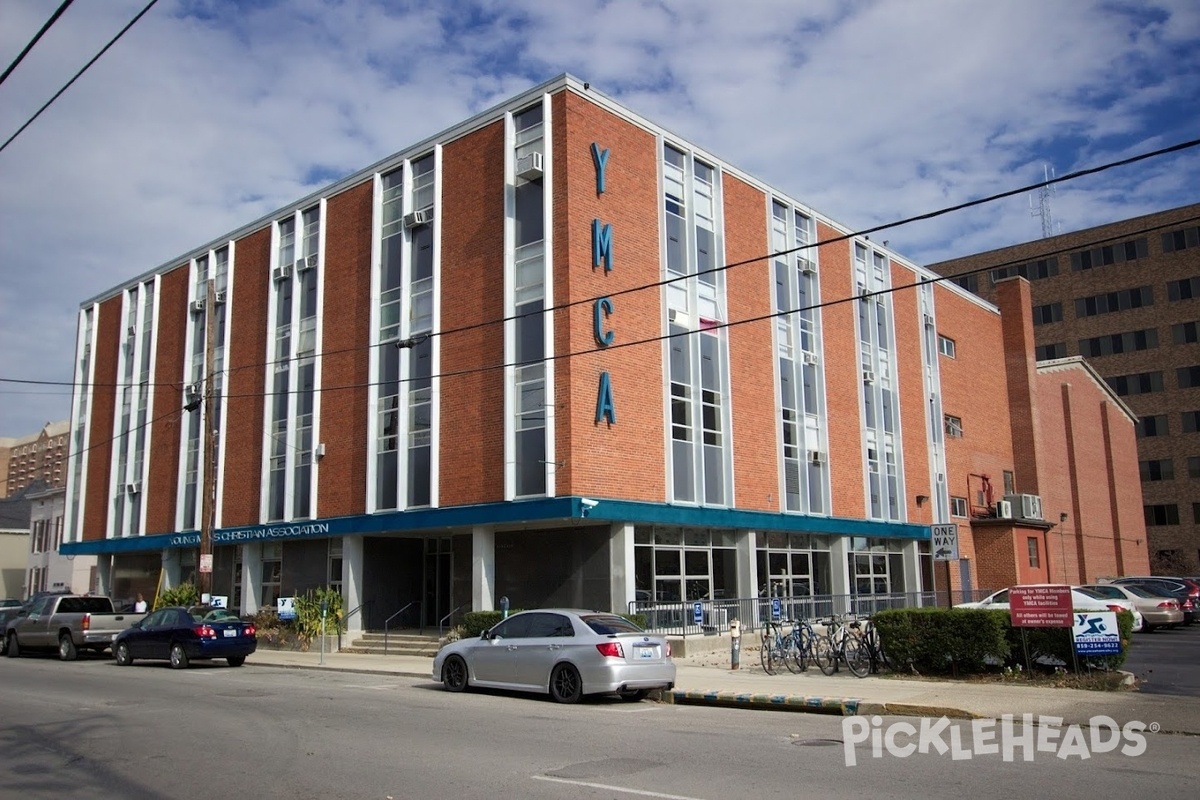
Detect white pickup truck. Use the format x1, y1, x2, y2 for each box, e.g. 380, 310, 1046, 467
4, 594, 146, 660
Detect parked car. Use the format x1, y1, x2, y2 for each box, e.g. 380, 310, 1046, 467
1111, 580, 1196, 625
113, 606, 257, 669
432, 609, 676, 704
5, 594, 146, 660
1109, 576, 1200, 606
955, 586, 1141, 630
1079, 584, 1184, 632
0, 599, 21, 609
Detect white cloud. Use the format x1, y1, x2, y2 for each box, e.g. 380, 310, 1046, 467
1, 0, 1198, 435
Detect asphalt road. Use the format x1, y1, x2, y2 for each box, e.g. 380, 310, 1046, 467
1124, 620, 1200, 696
0, 653, 1194, 799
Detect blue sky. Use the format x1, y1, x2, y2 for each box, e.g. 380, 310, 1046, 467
2, 0, 1199, 437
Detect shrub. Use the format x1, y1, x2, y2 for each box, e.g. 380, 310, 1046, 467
293, 587, 345, 648
1005, 609, 1134, 671
154, 583, 199, 610
873, 607, 1010, 675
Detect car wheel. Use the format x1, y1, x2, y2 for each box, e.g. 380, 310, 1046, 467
618, 689, 648, 702
227, 656, 245, 667
442, 655, 469, 693
169, 643, 189, 669
58, 634, 78, 661
6, 632, 18, 658
115, 641, 133, 666
549, 663, 583, 704
1142, 623, 1155, 634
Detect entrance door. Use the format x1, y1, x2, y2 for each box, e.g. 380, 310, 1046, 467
423, 537, 452, 628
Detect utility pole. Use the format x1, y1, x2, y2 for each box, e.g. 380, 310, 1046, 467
198, 278, 217, 600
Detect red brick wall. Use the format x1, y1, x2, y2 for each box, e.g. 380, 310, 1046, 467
439, 120, 506, 506
220, 228, 271, 525
553, 91, 664, 501
317, 182, 373, 517
82, 296, 122, 541
723, 174, 775, 511
1104, 400, 1151, 575
145, 266, 188, 534
818, 230, 865, 517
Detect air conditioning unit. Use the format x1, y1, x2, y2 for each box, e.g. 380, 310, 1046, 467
296, 254, 318, 271
856, 281, 867, 296
923, 313, 934, 327
668, 308, 692, 327
995, 500, 1013, 519
1005, 493, 1044, 521
213, 291, 226, 305
863, 369, 876, 384
802, 352, 818, 366
798, 257, 816, 275
273, 264, 292, 282
127, 325, 137, 338
125, 482, 141, 495
190, 299, 205, 314
403, 209, 432, 228
808, 450, 826, 465
185, 382, 202, 398
515, 152, 544, 180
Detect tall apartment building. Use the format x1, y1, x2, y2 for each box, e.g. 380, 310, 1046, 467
0, 421, 69, 498
931, 203, 1200, 574
59, 75, 1147, 628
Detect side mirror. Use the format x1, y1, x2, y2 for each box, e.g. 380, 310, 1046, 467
480, 630, 491, 640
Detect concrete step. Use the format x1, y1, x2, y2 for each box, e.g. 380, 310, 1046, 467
341, 642, 439, 657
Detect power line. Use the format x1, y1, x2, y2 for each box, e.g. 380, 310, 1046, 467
0, 0, 159, 156
0, 0, 75, 88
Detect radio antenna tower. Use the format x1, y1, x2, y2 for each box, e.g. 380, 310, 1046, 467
1029, 163, 1057, 238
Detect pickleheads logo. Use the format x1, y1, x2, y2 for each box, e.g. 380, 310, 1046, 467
842, 715, 1151, 766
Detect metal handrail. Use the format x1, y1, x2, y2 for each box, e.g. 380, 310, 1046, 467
383, 601, 419, 656
438, 604, 467, 638
343, 601, 372, 628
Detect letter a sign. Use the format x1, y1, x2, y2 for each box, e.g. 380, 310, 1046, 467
931, 523, 959, 561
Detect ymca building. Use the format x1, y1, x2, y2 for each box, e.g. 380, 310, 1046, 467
59, 74, 1148, 631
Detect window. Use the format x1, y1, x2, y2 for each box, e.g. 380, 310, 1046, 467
1136, 415, 1168, 438
261, 542, 282, 606
1183, 411, 1200, 433
1174, 321, 1199, 345
1144, 504, 1180, 526
951, 496, 968, 517
1166, 276, 1200, 301
1069, 239, 1147, 270
1032, 303, 1062, 325
992, 257, 1060, 283
1027, 537, 1040, 568
1106, 371, 1164, 397
1074, 286, 1154, 318
937, 335, 956, 358
1178, 366, 1200, 389
1189, 456, 1200, 479
944, 415, 963, 438
1036, 342, 1066, 360
1140, 459, 1174, 481
1078, 328, 1158, 358
1161, 226, 1200, 253
1003, 470, 1015, 495
954, 274, 978, 293
1194, 503, 1200, 525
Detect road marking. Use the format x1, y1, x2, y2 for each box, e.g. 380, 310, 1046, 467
532, 775, 708, 799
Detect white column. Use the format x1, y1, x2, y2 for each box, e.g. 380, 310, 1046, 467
472, 525, 495, 611
343, 535, 365, 637
829, 536, 852, 614
901, 540, 922, 606
609, 521, 635, 614
241, 543, 262, 616
738, 530, 759, 629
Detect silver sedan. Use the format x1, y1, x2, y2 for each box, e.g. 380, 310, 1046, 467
432, 609, 676, 704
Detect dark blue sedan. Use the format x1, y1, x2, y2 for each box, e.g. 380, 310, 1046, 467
113, 606, 257, 669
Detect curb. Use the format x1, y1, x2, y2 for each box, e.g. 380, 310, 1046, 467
260, 660, 430, 680
665, 688, 861, 715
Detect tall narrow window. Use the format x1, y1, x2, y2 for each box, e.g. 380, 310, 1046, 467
856, 244, 902, 521
111, 280, 156, 537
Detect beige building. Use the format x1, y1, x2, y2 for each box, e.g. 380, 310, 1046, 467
1, 421, 69, 499
0, 529, 31, 599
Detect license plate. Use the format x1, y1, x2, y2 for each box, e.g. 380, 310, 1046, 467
636, 646, 655, 659
223, 629, 237, 638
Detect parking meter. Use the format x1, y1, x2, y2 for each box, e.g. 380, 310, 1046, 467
319, 599, 329, 666
729, 618, 741, 670
500, 596, 510, 619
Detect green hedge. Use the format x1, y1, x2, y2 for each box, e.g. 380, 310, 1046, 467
460, 610, 648, 638
873, 607, 1134, 674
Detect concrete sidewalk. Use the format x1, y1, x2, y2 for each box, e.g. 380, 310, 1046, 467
249, 646, 1200, 735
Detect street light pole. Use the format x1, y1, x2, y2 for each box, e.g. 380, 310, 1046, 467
198, 278, 217, 601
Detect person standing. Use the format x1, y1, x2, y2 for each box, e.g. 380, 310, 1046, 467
134, 593, 148, 613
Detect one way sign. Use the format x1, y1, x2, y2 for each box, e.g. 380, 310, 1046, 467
931, 523, 959, 561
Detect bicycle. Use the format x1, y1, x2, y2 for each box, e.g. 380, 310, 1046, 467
759, 619, 806, 675
785, 617, 820, 672
859, 616, 890, 674
814, 614, 871, 678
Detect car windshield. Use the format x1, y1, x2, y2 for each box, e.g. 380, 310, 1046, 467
1123, 586, 1160, 599
1076, 588, 1106, 600
582, 614, 644, 635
